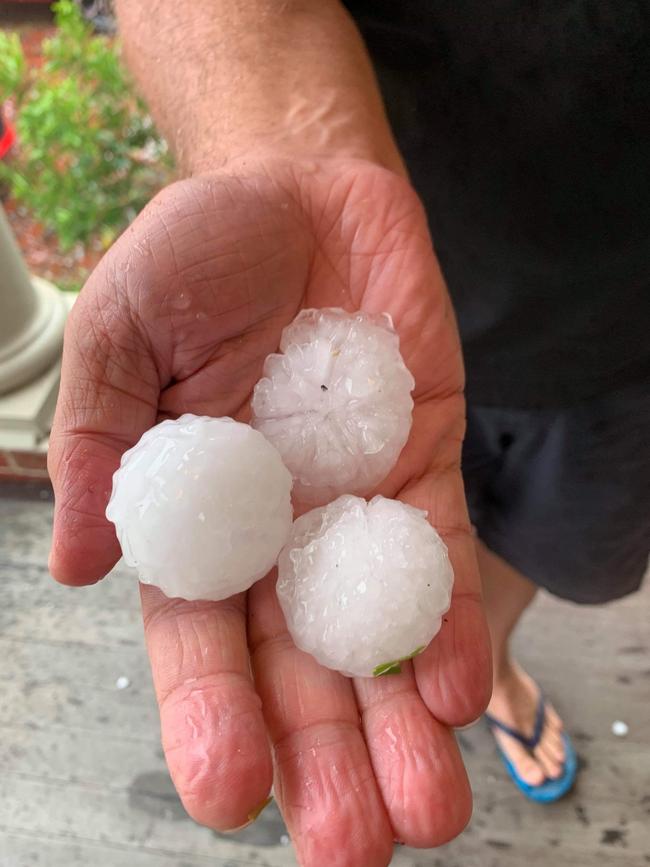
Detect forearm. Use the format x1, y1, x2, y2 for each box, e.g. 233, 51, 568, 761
115, 0, 404, 175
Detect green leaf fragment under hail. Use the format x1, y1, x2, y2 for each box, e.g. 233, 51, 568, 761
372, 645, 426, 677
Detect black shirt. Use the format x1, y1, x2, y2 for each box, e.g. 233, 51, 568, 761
344, 1, 650, 407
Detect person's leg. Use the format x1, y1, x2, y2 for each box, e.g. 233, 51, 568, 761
477, 540, 566, 786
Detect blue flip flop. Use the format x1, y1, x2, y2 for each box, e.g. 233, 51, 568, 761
485, 694, 577, 803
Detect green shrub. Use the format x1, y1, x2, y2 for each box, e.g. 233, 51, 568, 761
0, 0, 171, 251
0, 32, 26, 99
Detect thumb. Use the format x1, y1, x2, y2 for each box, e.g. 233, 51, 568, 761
48, 279, 159, 585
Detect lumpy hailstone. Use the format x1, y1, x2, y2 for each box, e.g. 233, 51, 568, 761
251, 308, 414, 505
106, 415, 293, 602
277, 495, 454, 677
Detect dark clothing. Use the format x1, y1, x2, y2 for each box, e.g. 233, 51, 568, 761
345, 1, 650, 601
345, 0, 650, 408
462, 383, 649, 603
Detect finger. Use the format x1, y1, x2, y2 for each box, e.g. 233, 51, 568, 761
399, 411, 492, 726
354, 666, 472, 848
413, 522, 492, 726
141, 585, 273, 830
249, 573, 394, 867
48, 262, 160, 585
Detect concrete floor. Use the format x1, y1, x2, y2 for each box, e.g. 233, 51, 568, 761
0, 485, 648, 867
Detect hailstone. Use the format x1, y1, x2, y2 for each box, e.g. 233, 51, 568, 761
277, 494, 454, 678
251, 308, 415, 505
106, 415, 293, 601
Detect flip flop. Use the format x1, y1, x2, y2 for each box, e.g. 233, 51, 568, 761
485, 693, 577, 803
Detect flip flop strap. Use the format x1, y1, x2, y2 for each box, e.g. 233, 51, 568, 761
485, 694, 546, 751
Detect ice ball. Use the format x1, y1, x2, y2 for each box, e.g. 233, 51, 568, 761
106, 415, 293, 601
277, 494, 454, 677
251, 308, 415, 505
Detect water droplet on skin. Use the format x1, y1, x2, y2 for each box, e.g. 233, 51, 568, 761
186, 714, 199, 740
172, 292, 192, 311
385, 726, 398, 749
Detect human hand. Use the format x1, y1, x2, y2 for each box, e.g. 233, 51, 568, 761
48, 158, 491, 866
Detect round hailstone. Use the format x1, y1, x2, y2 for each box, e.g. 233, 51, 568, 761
251, 308, 415, 505
277, 495, 454, 678
106, 415, 293, 602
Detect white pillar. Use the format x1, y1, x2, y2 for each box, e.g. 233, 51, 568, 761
0, 205, 68, 394
0, 204, 73, 452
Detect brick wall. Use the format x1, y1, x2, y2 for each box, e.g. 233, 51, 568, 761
0, 448, 49, 482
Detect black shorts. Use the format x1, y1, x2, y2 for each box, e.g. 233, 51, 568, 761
462, 382, 649, 604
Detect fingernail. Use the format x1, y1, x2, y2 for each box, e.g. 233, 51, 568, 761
247, 795, 273, 822
454, 716, 482, 732
223, 796, 273, 833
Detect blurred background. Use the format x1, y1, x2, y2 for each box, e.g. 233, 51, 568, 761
0, 0, 171, 293
0, 3, 648, 866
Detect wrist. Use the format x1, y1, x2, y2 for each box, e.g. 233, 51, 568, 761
179, 102, 406, 179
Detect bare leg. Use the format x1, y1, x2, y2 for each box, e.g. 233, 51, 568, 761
477, 540, 566, 786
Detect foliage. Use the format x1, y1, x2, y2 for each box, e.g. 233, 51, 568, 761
0, 1, 171, 251
0, 32, 25, 100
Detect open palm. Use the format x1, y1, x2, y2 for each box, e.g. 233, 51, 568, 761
49, 158, 491, 867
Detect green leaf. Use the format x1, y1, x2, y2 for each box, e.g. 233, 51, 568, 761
0, 32, 26, 101
372, 661, 402, 677
372, 645, 427, 678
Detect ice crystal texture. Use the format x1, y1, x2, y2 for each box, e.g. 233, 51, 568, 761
106, 415, 293, 601
277, 495, 454, 677
251, 308, 415, 505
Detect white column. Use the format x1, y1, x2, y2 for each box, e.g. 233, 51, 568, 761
0, 204, 73, 452
0, 205, 69, 394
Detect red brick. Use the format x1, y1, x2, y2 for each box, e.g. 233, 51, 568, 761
0, 473, 53, 498
0, 465, 50, 481
9, 451, 49, 472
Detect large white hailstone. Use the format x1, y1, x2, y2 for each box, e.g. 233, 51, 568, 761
277, 495, 454, 678
251, 308, 415, 505
106, 415, 293, 602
